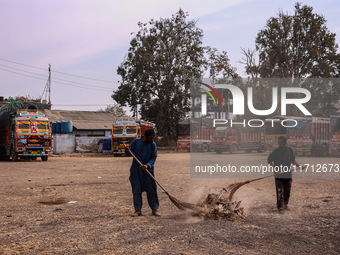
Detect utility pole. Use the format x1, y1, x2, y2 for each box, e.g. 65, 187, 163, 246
48, 64, 51, 104
41, 64, 51, 106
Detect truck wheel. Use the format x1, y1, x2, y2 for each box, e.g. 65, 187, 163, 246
41, 156, 48, 161
229, 145, 237, 154
323, 146, 329, 157
0, 145, 6, 161
202, 143, 209, 153
11, 149, 18, 162
311, 148, 315, 157
257, 147, 263, 153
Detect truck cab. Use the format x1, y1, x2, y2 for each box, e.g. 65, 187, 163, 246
11, 110, 52, 161
213, 126, 264, 154
212, 127, 238, 154
111, 117, 154, 156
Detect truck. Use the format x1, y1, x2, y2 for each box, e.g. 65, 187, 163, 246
0, 102, 53, 161
176, 119, 190, 152
330, 115, 340, 156
212, 126, 264, 154
111, 117, 154, 156
264, 116, 330, 156
176, 118, 215, 152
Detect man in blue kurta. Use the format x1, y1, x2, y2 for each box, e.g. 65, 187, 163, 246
127, 129, 160, 217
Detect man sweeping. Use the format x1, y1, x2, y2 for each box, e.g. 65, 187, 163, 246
126, 129, 160, 217
267, 136, 302, 213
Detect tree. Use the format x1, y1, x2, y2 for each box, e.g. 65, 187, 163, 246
255, 2, 339, 78
99, 104, 126, 117
206, 47, 238, 81
239, 48, 259, 78
113, 9, 207, 141
240, 3, 340, 116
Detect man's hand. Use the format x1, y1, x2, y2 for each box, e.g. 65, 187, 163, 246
140, 165, 148, 171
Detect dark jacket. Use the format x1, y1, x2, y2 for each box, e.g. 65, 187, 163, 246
268, 146, 295, 179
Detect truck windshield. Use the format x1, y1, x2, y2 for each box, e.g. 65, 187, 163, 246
37, 121, 49, 130
126, 127, 136, 135
17, 121, 30, 130
113, 127, 123, 134
214, 130, 226, 137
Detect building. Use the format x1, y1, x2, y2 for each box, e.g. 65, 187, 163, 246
45, 110, 116, 153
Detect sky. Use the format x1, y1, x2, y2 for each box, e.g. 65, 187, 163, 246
1, 0, 339, 111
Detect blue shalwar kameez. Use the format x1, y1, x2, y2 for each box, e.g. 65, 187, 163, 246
127, 137, 159, 211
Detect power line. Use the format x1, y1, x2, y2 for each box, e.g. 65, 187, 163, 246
0, 58, 45, 70
53, 104, 114, 106
0, 57, 119, 84
52, 77, 114, 90
0, 67, 47, 81
52, 70, 117, 84
0, 63, 46, 77
0, 67, 113, 92
0, 62, 115, 90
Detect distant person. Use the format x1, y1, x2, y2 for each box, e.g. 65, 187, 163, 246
267, 136, 302, 213
126, 129, 160, 217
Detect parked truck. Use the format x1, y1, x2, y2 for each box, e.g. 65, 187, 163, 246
111, 117, 154, 156
0, 102, 52, 161
330, 115, 340, 156
176, 118, 215, 152
212, 126, 264, 154
264, 116, 330, 156
176, 119, 190, 152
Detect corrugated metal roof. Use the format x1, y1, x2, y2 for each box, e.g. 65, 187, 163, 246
72, 120, 113, 130
45, 110, 116, 130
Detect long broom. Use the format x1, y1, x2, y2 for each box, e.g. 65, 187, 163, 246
124, 145, 205, 212
227, 175, 274, 201
226, 166, 305, 200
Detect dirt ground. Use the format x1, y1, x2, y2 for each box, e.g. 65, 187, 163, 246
0, 152, 339, 254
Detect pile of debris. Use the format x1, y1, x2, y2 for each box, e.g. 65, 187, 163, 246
196, 188, 244, 221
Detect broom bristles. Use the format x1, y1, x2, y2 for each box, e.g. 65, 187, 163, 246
227, 181, 249, 200
166, 192, 206, 212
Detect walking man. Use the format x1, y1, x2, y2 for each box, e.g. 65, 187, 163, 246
267, 136, 302, 213
126, 129, 160, 217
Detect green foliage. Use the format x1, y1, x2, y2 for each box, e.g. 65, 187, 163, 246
113, 9, 237, 141
255, 2, 339, 78
206, 47, 239, 81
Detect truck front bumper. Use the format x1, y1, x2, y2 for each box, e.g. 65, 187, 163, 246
16, 146, 51, 157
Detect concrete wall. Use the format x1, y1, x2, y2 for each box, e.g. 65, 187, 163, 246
53, 133, 110, 153
75, 136, 102, 152
53, 134, 76, 154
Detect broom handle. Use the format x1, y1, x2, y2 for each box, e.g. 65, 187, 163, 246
124, 144, 168, 194
247, 174, 276, 183
247, 164, 304, 183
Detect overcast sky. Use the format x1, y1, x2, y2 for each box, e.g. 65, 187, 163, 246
1, 0, 339, 111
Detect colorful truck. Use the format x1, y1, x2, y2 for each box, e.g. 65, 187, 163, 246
0, 102, 52, 161
176, 119, 191, 152
212, 126, 264, 154
264, 116, 331, 156
111, 117, 154, 156
330, 115, 340, 156
176, 118, 215, 152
